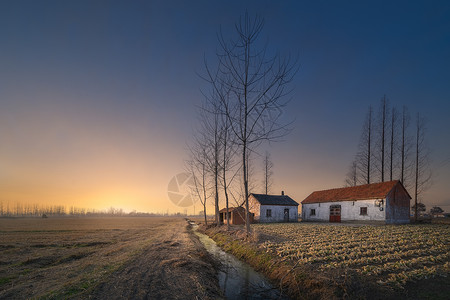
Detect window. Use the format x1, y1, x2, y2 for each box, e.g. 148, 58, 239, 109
360, 207, 368, 215
266, 209, 272, 218
310, 209, 316, 216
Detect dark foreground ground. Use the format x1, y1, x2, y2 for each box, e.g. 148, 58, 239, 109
0, 217, 222, 299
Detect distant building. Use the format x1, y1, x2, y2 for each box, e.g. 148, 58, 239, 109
219, 207, 253, 225
249, 192, 299, 223
431, 213, 445, 218
302, 180, 411, 224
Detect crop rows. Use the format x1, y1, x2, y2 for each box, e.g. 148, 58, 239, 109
253, 223, 450, 286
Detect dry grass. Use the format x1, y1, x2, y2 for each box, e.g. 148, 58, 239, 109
0, 217, 222, 299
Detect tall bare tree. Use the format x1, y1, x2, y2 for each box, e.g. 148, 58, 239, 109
388, 107, 399, 181
262, 152, 274, 194
414, 113, 432, 222
356, 106, 373, 184
186, 140, 210, 226
399, 106, 413, 188
374, 96, 389, 182
204, 13, 297, 234
345, 159, 358, 187
197, 100, 223, 225
219, 94, 240, 230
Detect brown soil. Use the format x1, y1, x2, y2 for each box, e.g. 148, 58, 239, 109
0, 217, 222, 299
89, 219, 222, 299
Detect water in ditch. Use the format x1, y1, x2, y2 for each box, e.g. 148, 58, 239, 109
190, 222, 289, 300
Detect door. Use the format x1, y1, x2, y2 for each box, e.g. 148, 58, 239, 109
329, 205, 341, 222
284, 209, 290, 222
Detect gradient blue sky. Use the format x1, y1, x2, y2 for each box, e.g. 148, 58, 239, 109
1, 0, 449, 213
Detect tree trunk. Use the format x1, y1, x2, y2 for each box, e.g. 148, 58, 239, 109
401, 107, 406, 184
367, 107, 372, 184
381, 96, 386, 182
265, 158, 268, 194
203, 164, 208, 226
223, 130, 230, 230
215, 162, 219, 226
390, 107, 395, 181
224, 175, 230, 230
414, 113, 419, 222
243, 142, 250, 234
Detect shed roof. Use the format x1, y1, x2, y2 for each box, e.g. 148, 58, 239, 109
219, 207, 244, 213
302, 180, 410, 204
250, 193, 299, 206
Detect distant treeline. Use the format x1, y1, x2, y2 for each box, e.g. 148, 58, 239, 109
0, 202, 191, 218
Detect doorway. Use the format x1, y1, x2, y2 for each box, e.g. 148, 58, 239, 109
329, 205, 341, 222
284, 209, 290, 222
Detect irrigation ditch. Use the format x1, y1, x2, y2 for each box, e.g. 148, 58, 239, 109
189, 220, 289, 299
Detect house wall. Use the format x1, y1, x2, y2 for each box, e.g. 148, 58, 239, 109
302, 199, 386, 222
385, 185, 410, 224
248, 196, 261, 218
220, 209, 254, 225
259, 205, 298, 223
231, 210, 246, 225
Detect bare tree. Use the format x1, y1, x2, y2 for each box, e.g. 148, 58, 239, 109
355, 106, 373, 184
196, 98, 224, 226
399, 106, 414, 188
219, 95, 240, 230
204, 13, 297, 234
345, 159, 358, 187
186, 144, 210, 226
262, 151, 273, 194
388, 106, 399, 181
221, 112, 232, 229
412, 202, 426, 217
374, 96, 389, 182
413, 113, 432, 222
430, 206, 443, 215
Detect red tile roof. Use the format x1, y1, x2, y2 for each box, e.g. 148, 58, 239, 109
302, 180, 407, 204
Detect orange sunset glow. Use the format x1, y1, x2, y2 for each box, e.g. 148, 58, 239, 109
1, 1, 449, 216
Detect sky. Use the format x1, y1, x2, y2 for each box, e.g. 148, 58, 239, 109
1, 0, 449, 214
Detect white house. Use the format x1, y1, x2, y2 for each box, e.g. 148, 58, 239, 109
302, 180, 411, 224
249, 192, 299, 223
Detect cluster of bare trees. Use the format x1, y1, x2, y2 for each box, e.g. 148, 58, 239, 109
186, 12, 297, 234
345, 96, 432, 220
0, 202, 171, 218
0, 202, 94, 217
0, 202, 68, 217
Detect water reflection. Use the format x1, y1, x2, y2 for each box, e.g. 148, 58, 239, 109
191, 223, 289, 300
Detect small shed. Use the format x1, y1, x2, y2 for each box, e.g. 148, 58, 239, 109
219, 207, 254, 225
249, 192, 299, 223
302, 180, 411, 224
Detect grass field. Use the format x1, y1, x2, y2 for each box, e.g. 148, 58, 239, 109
253, 223, 450, 287
0, 217, 221, 299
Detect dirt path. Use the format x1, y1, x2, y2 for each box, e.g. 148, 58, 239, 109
88, 219, 222, 299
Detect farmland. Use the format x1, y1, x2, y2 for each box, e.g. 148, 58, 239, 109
254, 223, 450, 289
0, 217, 222, 299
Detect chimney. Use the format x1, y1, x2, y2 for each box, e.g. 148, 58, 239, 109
281, 191, 284, 196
